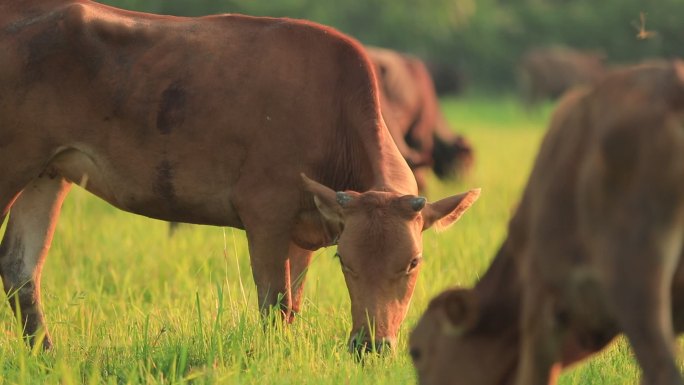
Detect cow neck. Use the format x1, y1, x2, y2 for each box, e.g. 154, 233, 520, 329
317, 44, 418, 197
365, 127, 417, 195
323, 117, 417, 196
292, 119, 416, 251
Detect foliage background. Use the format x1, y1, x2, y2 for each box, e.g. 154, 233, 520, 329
100, 0, 684, 90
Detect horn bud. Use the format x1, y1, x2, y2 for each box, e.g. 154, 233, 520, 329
411, 196, 427, 211
336, 192, 353, 207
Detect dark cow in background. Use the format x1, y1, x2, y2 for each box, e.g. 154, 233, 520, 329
425, 61, 466, 96
0, 0, 480, 351
411, 60, 684, 384
366, 46, 474, 192
518, 46, 606, 106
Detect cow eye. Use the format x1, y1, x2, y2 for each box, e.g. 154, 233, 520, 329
407, 256, 422, 274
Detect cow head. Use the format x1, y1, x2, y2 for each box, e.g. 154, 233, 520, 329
301, 174, 480, 354
410, 289, 520, 385
432, 134, 474, 180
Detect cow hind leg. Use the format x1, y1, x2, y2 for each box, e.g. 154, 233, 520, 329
0, 175, 71, 349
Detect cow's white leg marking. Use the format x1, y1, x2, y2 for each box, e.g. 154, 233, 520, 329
0, 175, 71, 349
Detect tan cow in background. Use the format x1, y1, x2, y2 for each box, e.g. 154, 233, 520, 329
518, 46, 606, 106
0, 0, 480, 351
411, 60, 684, 384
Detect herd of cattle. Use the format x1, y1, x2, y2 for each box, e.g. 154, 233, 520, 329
1, 1, 682, 385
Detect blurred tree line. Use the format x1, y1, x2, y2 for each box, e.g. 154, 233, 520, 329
100, 0, 684, 91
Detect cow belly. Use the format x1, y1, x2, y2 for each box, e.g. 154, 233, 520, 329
45, 146, 243, 228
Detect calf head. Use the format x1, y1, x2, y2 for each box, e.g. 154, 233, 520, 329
410, 289, 519, 385
302, 175, 479, 353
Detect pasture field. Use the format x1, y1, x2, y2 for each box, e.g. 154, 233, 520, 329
0, 96, 649, 384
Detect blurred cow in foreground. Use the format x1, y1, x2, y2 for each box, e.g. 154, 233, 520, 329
366, 47, 474, 192
518, 46, 606, 106
410, 60, 684, 385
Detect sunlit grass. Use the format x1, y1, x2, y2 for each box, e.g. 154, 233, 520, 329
0, 94, 650, 384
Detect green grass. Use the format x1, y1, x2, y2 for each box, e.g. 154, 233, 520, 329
0, 95, 648, 384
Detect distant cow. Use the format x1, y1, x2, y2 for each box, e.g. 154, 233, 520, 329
518, 46, 606, 106
410, 60, 684, 384
0, 0, 480, 351
425, 60, 466, 96
366, 47, 474, 191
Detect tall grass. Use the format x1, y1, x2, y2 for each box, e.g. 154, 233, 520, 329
0, 95, 649, 384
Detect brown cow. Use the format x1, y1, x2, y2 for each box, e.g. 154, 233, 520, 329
0, 0, 480, 351
366, 47, 473, 192
518, 46, 606, 106
410, 60, 684, 384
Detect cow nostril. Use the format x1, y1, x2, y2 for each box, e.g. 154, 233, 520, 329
409, 347, 422, 362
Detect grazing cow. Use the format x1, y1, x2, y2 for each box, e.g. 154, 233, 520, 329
410, 60, 684, 384
366, 47, 474, 191
0, 0, 481, 351
518, 46, 606, 106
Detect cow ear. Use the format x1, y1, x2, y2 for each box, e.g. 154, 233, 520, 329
422, 189, 480, 231
430, 289, 478, 335
301, 174, 355, 224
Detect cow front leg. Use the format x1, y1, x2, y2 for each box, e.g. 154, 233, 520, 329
0, 175, 71, 349
288, 243, 313, 321
246, 231, 294, 321
515, 281, 563, 385
597, 230, 683, 385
